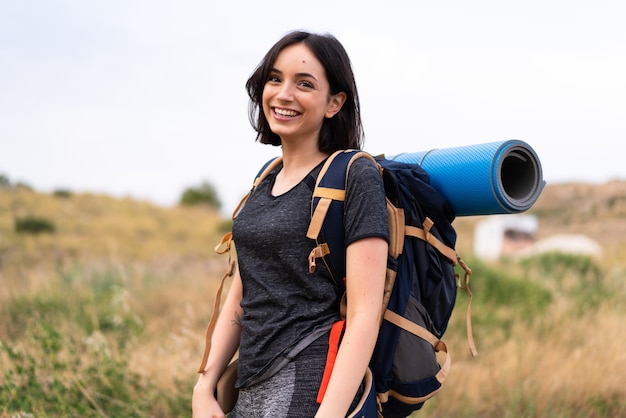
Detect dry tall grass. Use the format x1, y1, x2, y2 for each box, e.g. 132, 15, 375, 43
1, 183, 625, 417
421, 295, 625, 417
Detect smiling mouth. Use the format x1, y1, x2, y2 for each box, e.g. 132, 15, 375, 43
273, 107, 300, 118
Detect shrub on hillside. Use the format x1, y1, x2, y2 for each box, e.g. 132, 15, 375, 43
179, 181, 221, 209
14, 182, 34, 191
15, 216, 56, 234
461, 257, 553, 315
521, 252, 609, 313
451, 257, 553, 344
0, 173, 10, 188
53, 189, 73, 198
0, 264, 191, 417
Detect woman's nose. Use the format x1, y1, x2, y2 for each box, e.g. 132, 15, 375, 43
276, 82, 294, 101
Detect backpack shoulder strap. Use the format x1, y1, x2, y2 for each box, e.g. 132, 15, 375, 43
230, 156, 283, 220
306, 149, 379, 282
198, 156, 282, 373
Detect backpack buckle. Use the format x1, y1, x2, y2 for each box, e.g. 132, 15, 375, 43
308, 243, 330, 273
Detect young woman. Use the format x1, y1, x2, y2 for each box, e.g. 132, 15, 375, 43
192, 30, 389, 418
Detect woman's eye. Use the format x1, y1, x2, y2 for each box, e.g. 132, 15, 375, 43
267, 75, 281, 83
299, 81, 313, 88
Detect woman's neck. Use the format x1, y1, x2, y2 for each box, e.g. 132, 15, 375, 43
272, 146, 328, 196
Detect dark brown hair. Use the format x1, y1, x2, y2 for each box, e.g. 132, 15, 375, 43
245, 30, 363, 152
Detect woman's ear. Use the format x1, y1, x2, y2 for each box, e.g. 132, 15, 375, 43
325, 92, 347, 118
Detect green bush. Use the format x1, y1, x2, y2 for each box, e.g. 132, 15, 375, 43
0, 173, 10, 188
14, 216, 56, 234
460, 257, 553, 314
452, 257, 553, 343
521, 252, 609, 314
0, 324, 153, 417
521, 252, 602, 285
0, 265, 192, 418
14, 182, 34, 191
52, 189, 73, 198
179, 181, 221, 209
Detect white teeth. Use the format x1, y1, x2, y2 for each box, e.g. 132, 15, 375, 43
274, 108, 298, 117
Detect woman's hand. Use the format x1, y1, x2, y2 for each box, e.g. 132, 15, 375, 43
192, 270, 244, 417
315, 236, 388, 417
192, 372, 226, 418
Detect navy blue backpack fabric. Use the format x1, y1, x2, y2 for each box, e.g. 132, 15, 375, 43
375, 158, 457, 417
312, 151, 460, 418
377, 157, 457, 336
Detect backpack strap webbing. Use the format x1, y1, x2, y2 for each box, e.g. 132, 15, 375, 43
306, 150, 379, 276
307, 149, 478, 403
197, 156, 283, 373
406, 218, 457, 265
456, 257, 478, 357
383, 309, 450, 382
405, 221, 477, 356
307, 150, 377, 240
231, 156, 283, 219
406, 217, 477, 356
197, 233, 236, 373
378, 309, 451, 406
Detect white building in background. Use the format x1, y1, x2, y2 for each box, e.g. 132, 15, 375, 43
473, 215, 538, 260
474, 214, 603, 260
524, 234, 602, 257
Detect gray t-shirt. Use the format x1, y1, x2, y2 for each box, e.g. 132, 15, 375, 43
232, 156, 389, 387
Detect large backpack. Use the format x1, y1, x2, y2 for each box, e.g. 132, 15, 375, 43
306, 150, 475, 417
198, 149, 475, 417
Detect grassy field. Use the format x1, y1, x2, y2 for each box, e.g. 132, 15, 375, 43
1, 184, 625, 417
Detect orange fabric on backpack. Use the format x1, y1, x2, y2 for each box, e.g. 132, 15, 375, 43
316, 319, 345, 404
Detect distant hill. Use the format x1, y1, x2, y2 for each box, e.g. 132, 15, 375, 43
2, 180, 625, 268
452, 180, 626, 266
0, 188, 227, 269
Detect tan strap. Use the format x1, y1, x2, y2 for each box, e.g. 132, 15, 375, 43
381, 269, 397, 318
383, 309, 451, 384
413, 220, 477, 358
456, 256, 478, 356
197, 257, 236, 373
306, 149, 380, 249
315, 151, 344, 188
384, 309, 439, 347
306, 150, 345, 239
382, 336, 451, 404
254, 157, 283, 188
232, 156, 283, 219
230, 191, 251, 221
313, 186, 346, 201
385, 384, 443, 406
386, 202, 405, 259
198, 157, 283, 373
214, 232, 233, 255
345, 368, 379, 418
307, 198, 332, 240
404, 218, 457, 265
308, 243, 330, 273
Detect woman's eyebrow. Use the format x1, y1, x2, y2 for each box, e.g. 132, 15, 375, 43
270, 68, 318, 81
296, 72, 318, 81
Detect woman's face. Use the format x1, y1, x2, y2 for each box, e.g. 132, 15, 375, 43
262, 43, 345, 145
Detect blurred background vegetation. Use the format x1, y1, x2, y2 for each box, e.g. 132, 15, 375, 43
0, 175, 625, 417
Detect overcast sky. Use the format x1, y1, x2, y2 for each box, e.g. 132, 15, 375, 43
1, 1, 625, 213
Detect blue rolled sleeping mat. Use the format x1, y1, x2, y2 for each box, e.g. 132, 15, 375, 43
389, 139, 545, 216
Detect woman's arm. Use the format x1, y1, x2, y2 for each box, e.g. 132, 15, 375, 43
315, 236, 388, 417
192, 269, 244, 418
